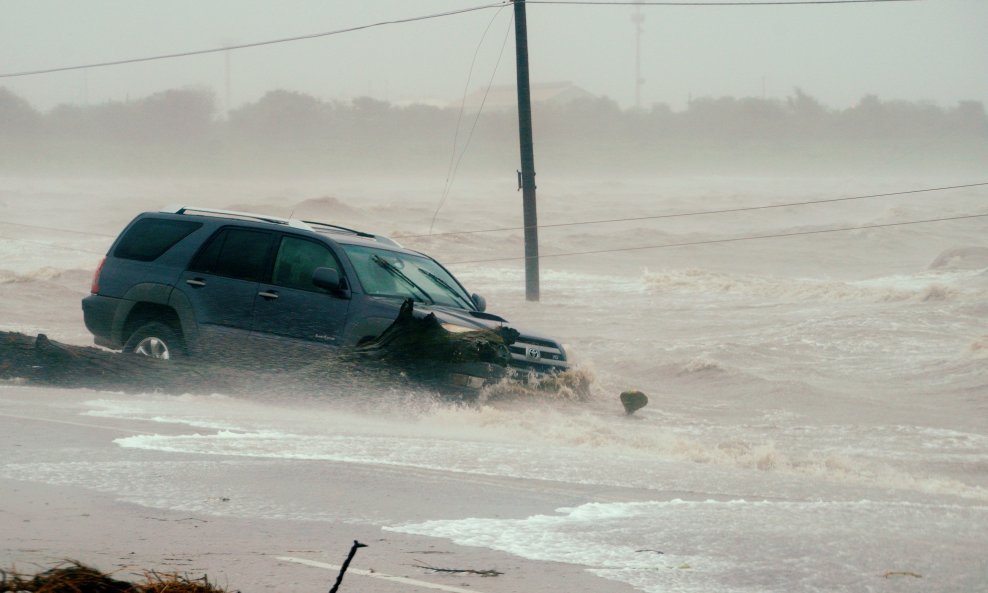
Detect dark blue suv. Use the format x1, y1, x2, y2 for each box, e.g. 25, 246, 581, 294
82, 206, 568, 386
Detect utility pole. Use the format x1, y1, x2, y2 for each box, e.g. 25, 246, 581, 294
225, 49, 232, 115
513, 0, 540, 302
632, 2, 645, 110
222, 39, 235, 116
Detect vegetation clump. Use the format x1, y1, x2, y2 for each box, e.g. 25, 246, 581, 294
0, 562, 232, 593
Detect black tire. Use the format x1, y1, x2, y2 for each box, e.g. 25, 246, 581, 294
124, 321, 185, 360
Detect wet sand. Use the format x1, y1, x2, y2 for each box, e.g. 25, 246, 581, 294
1, 385, 640, 593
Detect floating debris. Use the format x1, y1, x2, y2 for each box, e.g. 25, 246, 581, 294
882, 570, 922, 579
620, 389, 649, 414
411, 562, 503, 577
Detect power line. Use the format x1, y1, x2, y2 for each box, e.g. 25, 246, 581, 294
444, 211, 988, 264
2, 182, 982, 248
399, 182, 988, 239
0, 0, 920, 80
0, 2, 509, 79
526, 0, 918, 6
3, 205, 982, 264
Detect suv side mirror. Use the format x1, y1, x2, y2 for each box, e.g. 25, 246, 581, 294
313, 267, 347, 296
471, 293, 487, 312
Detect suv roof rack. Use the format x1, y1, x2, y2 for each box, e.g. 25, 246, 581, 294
163, 205, 313, 230
301, 220, 402, 247
161, 205, 402, 247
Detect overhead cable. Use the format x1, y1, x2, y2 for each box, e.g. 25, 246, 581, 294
399, 182, 988, 239
525, 0, 919, 6
3, 182, 983, 244
0, 0, 920, 80
444, 211, 988, 264
0, 2, 509, 79
4, 207, 983, 263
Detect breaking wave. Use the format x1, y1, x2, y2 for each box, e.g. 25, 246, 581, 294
643, 267, 983, 303
970, 337, 988, 359
678, 356, 729, 375
0, 267, 69, 284
91, 394, 988, 502
929, 246, 988, 270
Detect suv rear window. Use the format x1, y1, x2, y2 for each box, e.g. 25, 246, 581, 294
189, 227, 276, 282
114, 218, 202, 262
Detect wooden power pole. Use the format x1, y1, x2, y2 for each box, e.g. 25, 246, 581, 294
513, 0, 540, 302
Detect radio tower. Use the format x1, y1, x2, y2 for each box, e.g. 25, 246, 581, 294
631, 2, 645, 110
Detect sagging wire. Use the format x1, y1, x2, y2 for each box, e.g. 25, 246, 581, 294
0, 0, 912, 82
400, 182, 988, 239
2, 183, 983, 263
524, 0, 919, 7
0, 2, 511, 79
444, 211, 988, 264
429, 6, 513, 235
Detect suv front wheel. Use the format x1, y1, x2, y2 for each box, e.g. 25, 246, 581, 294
125, 322, 184, 360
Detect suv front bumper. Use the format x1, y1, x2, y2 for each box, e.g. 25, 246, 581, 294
507, 335, 568, 375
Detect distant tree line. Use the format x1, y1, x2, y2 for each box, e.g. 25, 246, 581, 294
1, 86, 985, 177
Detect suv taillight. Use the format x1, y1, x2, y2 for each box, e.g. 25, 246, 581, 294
90, 257, 106, 294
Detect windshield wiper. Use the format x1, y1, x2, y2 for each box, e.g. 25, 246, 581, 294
417, 267, 475, 310
372, 255, 433, 304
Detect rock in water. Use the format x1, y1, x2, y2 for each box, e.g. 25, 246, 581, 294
620, 390, 648, 415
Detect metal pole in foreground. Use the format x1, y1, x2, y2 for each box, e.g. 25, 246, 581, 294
513, 0, 540, 302
328, 540, 367, 593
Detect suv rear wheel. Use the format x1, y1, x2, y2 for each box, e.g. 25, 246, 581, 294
125, 322, 184, 360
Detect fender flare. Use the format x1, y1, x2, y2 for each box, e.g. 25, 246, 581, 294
112, 284, 199, 355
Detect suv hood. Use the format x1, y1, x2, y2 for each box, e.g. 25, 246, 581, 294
419, 304, 509, 331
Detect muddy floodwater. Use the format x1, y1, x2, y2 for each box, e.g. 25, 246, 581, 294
2, 175, 986, 593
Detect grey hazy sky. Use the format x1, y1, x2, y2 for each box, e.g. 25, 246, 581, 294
2, 0, 986, 112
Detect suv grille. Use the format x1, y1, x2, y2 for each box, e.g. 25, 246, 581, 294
508, 336, 567, 374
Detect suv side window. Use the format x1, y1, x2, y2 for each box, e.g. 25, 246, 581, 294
114, 218, 202, 262
189, 227, 275, 282
271, 236, 341, 292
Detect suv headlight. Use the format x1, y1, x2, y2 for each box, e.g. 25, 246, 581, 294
441, 322, 478, 334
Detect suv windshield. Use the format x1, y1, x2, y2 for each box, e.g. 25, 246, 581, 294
342, 244, 474, 310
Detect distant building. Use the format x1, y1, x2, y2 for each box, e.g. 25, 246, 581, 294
459, 82, 597, 111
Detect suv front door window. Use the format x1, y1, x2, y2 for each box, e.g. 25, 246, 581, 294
270, 235, 343, 292
250, 235, 351, 354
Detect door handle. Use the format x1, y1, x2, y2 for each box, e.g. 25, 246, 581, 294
258, 290, 279, 300
186, 278, 206, 287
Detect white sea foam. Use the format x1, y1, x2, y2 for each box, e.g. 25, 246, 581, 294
83, 395, 241, 431
389, 498, 988, 593
0, 460, 365, 523
102, 395, 988, 502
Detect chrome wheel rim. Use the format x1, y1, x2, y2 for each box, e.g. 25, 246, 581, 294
134, 337, 170, 360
